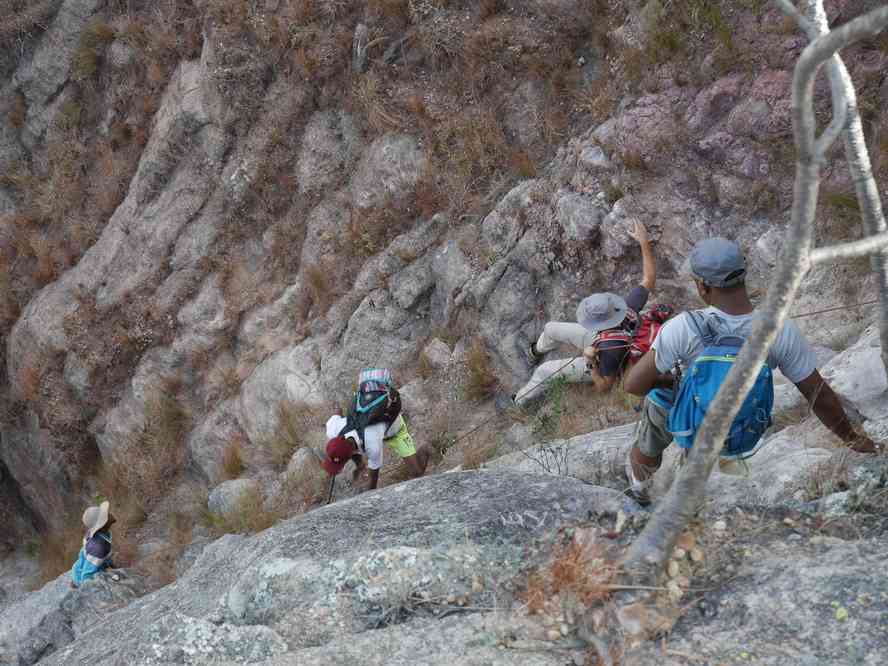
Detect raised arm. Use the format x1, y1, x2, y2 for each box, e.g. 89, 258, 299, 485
628, 221, 656, 292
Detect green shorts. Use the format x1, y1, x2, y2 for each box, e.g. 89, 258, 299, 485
385, 421, 417, 459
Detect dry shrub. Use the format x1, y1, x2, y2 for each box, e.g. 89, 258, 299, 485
206, 485, 280, 535
17, 363, 42, 402
275, 454, 328, 512
353, 73, 402, 134
414, 165, 446, 218
508, 149, 537, 178
575, 78, 617, 124
521, 529, 617, 617
415, 8, 463, 69
7, 90, 26, 128
797, 451, 851, 502
28, 231, 59, 284
0, 267, 19, 329
368, 0, 409, 19
30, 521, 84, 588
304, 262, 338, 314
479, 0, 499, 19
464, 338, 498, 401
432, 108, 509, 186
264, 400, 323, 469
417, 350, 435, 380
221, 439, 246, 480
618, 147, 648, 171
72, 19, 116, 81
105, 390, 189, 513
555, 383, 638, 440
210, 363, 244, 399
821, 189, 861, 242
461, 430, 500, 470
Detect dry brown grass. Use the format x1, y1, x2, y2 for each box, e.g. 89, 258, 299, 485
431, 108, 510, 189
205, 485, 280, 535
461, 430, 500, 470
221, 438, 246, 480
0, 266, 18, 329
521, 529, 617, 615
368, 0, 409, 20
0, 1, 56, 52
554, 383, 638, 440
304, 262, 338, 314
264, 400, 324, 469
7, 90, 26, 128
71, 19, 116, 81
17, 362, 42, 402
796, 451, 851, 502
30, 521, 84, 588
464, 337, 498, 402
104, 389, 190, 514
352, 72, 402, 134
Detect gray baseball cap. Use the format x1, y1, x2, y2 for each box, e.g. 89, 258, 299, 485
689, 238, 747, 288
576, 293, 628, 333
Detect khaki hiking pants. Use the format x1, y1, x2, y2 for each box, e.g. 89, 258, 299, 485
631, 399, 752, 476
514, 322, 599, 406
633, 398, 673, 459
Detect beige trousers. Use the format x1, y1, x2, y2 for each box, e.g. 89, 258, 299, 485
514, 322, 597, 405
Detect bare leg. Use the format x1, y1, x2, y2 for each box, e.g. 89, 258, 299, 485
403, 447, 429, 479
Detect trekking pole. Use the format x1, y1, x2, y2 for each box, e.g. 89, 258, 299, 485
326, 476, 336, 505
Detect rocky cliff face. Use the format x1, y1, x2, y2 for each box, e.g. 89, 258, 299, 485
1, 0, 887, 662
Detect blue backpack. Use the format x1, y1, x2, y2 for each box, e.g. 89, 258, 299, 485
667, 312, 774, 460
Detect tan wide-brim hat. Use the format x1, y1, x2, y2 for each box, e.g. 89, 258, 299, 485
82, 500, 110, 538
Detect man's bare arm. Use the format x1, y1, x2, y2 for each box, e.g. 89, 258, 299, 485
794, 370, 878, 452
624, 351, 670, 396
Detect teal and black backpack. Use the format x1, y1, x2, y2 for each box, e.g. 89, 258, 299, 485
666, 311, 774, 460
340, 378, 402, 444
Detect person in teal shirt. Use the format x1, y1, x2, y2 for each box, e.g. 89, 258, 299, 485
70, 500, 115, 588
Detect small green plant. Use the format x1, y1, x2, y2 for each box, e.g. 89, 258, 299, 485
531, 375, 568, 440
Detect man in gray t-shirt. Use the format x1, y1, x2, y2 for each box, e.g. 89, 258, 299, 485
622, 237, 878, 506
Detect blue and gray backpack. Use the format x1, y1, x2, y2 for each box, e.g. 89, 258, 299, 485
666, 311, 774, 460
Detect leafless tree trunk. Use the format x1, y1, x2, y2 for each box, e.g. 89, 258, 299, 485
622, 3, 888, 577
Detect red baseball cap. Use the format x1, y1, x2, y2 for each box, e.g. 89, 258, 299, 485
323, 436, 355, 476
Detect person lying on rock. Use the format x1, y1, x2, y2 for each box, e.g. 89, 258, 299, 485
70, 500, 115, 588
513, 220, 661, 406
323, 368, 429, 491
622, 237, 880, 506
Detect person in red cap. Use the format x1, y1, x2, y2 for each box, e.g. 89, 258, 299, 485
323, 368, 428, 490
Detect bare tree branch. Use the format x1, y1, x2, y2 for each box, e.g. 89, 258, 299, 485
810, 231, 888, 264
622, 2, 888, 576
801, 0, 888, 380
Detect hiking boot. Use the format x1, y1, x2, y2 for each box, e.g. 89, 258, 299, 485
516, 332, 543, 368
623, 457, 652, 508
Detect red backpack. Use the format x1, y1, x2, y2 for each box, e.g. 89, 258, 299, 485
593, 304, 674, 366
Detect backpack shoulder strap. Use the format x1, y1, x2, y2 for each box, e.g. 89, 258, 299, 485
685, 310, 716, 346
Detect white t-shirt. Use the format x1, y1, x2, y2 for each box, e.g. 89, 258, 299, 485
325, 414, 404, 471
651, 308, 817, 384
